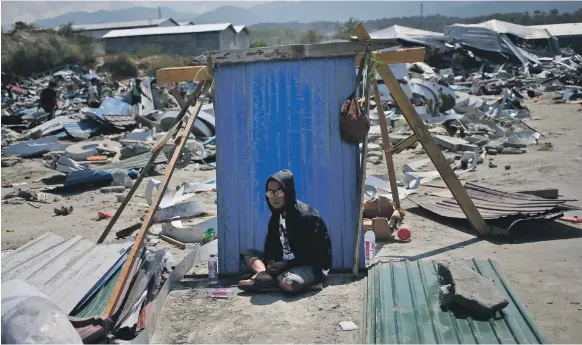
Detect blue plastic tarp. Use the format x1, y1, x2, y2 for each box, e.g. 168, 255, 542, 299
63, 169, 138, 188
64, 169, 113, 188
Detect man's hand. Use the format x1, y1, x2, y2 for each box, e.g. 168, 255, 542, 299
266, 260, 287, 276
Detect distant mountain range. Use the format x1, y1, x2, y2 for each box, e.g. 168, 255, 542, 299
12, 1, 582, 29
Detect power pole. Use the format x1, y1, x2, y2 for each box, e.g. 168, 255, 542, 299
158, 7, 162, 19
420, 3, 424, 19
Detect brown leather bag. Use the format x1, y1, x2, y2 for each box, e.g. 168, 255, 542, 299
340, 49, 370, 144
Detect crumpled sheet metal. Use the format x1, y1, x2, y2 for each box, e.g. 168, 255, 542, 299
92, 97, 133, 121
103, 114, 136, 128
409, 183, 578, 230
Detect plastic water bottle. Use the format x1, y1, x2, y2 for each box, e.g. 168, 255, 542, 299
364, 228, 376, 267
193, 288, 234, 299
208, 254, 218, 285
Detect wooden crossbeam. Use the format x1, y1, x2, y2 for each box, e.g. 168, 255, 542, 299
354, 24, 489, 236
156, 46, 423, 85
356, 47, 425, 65
156, 66, 212, 84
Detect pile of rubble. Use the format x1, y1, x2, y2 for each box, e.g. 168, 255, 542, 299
363, 50, 582, 168
1, 66, 216, 191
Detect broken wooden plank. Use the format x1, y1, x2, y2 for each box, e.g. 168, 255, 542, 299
159, 234, 186, 250
207, 40, 398, 66
102, 80, 212, 317
354, 23, 489, 236
156, 66, 212, 84
356, 47, 425, 65
390, 134, 418, 154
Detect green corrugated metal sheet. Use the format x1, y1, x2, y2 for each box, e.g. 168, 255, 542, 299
73, 269, 122, 317
362, 259, 547, 344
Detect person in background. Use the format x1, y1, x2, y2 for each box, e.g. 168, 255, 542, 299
130, 78, 152, 116
238, 170, 332, 294
87, 78, 101, 108
39, 81, 58, 121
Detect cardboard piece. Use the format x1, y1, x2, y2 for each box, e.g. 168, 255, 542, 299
363, 196, 394, 219
372, 217, 394, 241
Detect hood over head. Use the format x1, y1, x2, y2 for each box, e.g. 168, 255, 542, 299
265, 169, 297, 214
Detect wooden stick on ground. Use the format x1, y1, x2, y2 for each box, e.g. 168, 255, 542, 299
353, 54, 373, 277
372, 80, 401, 211
102, 80, 211, 317
96, 82, 206, 244
354, 23, 489, 236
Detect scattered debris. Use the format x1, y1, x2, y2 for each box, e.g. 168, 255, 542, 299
97, 211, 112, 220
100, 186, 126, 194
560, 216, 582, 224
339, 321, 358, 331
54, 205, 74, 216
505, 164, 511, 170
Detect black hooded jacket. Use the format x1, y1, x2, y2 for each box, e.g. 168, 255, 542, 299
263, 170, 332, 276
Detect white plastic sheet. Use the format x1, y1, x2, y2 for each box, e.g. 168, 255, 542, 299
1, 279, 83, 344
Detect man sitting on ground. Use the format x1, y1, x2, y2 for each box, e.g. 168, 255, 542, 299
238, 170, 332, 294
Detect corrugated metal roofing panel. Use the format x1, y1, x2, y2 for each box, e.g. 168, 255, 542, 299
1, 233, 132, 314
530, 23, 582, 37
71, 18, 173, 31
371, 25, 445, 40
214, 55, 362, 273
94, 97, 134, 120
408, 182, 575, 229
103, 23, 233, 39
363, 259, 547, 344
63, 118, 102, 140
446, 20, 552, 41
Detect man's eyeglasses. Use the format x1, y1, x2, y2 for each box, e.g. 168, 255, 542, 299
266, 190, 284, 197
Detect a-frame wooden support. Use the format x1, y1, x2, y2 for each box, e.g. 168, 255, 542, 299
354, 23, 489, 236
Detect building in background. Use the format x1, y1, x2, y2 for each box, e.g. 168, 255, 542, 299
70, 18, 179, 38
178, 21, 195, 26
102, 23, 248, 56
234, 25, 250, 49
531, 23, 582, 54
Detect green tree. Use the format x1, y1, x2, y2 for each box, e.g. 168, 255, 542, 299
550, 9, 559, 16
300, 30, 323, 44
11, 21, 36, 33
250, 40, 268, 48
58, 23, 76, 38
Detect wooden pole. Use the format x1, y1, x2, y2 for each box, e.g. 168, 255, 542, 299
354, 24, 489, 236
97, 81, 206, 244
372, 80, 401, 211
102, 80, 211, 317
353, 54, 373, 277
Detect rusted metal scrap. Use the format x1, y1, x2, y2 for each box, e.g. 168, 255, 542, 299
409, 183, 579, 231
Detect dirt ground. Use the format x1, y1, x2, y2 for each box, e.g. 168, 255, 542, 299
1, 94, 581, 343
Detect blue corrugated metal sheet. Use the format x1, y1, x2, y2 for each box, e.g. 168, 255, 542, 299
94, 97, 133, 120
363, 259, 547, 344
214, 56, 362, 273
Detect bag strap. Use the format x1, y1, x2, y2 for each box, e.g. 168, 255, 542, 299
351, 46, 370, 98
